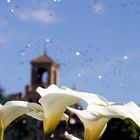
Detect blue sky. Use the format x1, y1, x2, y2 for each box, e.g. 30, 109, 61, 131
0, 0, 140, 104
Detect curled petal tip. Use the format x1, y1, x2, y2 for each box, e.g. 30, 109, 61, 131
65, 131, 82, 140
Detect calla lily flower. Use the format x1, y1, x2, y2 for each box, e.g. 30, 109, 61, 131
0, 101, 42, 128
89, 101, 140, 127
36, 84, 108, 135
0, 101, 42, 140
67, 107, 108, 140
67, 101, 140, 140
65, 131, 82, 140
36, 86, 81, 135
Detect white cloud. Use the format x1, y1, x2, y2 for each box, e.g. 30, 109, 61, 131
91, 3, 105, 14
17, 8, 56, 23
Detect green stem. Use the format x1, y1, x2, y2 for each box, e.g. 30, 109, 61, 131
0, 120, 4, 140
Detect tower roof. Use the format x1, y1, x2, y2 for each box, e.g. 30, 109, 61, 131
31, 53, 59, 67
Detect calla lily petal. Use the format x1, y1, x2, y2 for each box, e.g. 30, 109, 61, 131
36, 85, 60, 97
0, 104, 30, 128
61, 86, 108, 106
65, 131, 82, 140
27, 111, 44, 121
5, 101, 43, 112
87, 101, 140, 127
0, 101, 42, 128
67, 107, 108, 140
69, 102, 140, 140
37, 85, 108, 106
27, 112, 69, 122
37, 87, 81, 134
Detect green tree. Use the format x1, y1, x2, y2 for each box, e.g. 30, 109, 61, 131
101, 118, 140, 140
0, 85, 6, 104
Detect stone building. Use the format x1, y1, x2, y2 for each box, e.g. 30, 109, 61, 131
25, 52, 60, 102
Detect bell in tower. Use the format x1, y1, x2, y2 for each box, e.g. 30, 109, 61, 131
25, 52, 60, 102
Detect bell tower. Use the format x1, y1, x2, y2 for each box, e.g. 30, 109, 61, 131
25, 52, 60, 102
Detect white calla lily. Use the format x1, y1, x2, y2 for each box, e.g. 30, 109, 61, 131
0, 101, 42, 140
0, 101, 42, 128
36, 84, 108, 135
67, 107, 108, 140
87, 101, 140, 127
65, 131, 82, 140
37, 86, 81, 135
27, 111, 44, 121
67, 101, 140, 140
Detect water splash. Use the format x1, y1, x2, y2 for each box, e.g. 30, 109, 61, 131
53, 0, 61, 2
123, 55, 128, 60
76, 51, 80, 56
26, 44, 31, 48
98, 75, 102, 79
10, 9, 14, 13
21, 50, 26, 56
77, 73, 81, 77
7, 0, 11, 3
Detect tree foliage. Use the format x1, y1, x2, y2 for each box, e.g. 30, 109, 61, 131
101, 118, 140, 140
0, 85, 6, 104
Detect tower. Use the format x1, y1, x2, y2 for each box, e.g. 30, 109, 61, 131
25, 52, 60, 102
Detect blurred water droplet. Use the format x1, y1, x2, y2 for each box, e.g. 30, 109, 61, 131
22, 50, 26, 56
7, 0, 11, 3
81, 71, 85, 74
120, 83, 124, 87
96, 48, 101, 52
45, 38, 52, 43
15, 5, 19, 8
98, 75, 102, 79
123, 55, 128, 60
51, 134, 54, 138
53, 0, 61, 2
26, 44, 31, 48
76, 52, 80, 56
10, 9, 14, 13
19, 77, 23, 80
78, 73, 81, 77
22, 120, 26, 124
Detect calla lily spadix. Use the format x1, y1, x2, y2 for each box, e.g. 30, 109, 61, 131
67, 101, 140, 140
0, 100, 42, 140
36, 84, 108, 135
